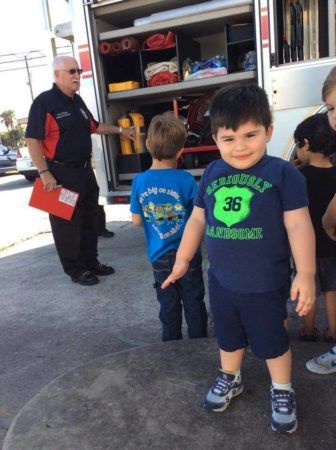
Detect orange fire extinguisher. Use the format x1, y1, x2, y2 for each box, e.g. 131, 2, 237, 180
129, 112, 147, 153
117, 116, 133, 155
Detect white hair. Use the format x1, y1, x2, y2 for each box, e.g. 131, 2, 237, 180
52, 55, 78, 71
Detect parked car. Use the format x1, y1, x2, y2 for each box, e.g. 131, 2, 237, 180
16, 147, 38, 181
0, 144, 17, 176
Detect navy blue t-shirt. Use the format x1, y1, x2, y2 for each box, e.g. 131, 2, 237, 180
130, 168, 197, 263
195, 154, 308, 293
25, 83, 99, 162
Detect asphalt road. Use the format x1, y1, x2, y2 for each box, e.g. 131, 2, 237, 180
1, 173, 335, 449
0, 174, 145, 448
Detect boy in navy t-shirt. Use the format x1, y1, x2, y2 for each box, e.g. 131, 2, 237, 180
162, 85, 316, 433
130, 113, 208, 341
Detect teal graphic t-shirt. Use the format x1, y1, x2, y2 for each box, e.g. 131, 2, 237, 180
130, 168, 197, 263
195, 154, 308, 293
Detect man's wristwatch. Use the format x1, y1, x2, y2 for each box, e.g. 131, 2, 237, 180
39, 168, 49, 175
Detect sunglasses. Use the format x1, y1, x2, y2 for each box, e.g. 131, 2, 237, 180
58, 68, 83, 75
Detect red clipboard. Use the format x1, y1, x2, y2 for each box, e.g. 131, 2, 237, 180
29, 178, 79, 221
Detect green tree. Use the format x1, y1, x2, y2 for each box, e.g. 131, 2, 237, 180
0, 127, 25, 147
0, 110, 16, 131
0, 132, 11, 147
9, 129, 23, 147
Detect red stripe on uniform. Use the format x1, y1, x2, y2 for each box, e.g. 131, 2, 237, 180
41, 113, 59, 159
88, 110, 98, 134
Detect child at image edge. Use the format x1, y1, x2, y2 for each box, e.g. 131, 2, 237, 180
130, 113, 208, 342
305, 65, 336, 374
293, 114, 336, 343
162, 85, 316, 434
306, 193, 336, 374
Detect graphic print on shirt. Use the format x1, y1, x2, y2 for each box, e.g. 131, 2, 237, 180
139, 186, 186, 240
142, 201, 185, 224
206, 173, 273, 240
214, 186, 254, 227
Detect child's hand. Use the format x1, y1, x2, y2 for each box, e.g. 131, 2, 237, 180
161, 258, 190, 289
290, 273, 316, 316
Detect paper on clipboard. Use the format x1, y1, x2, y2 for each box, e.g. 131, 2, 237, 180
29, 178, 79, 220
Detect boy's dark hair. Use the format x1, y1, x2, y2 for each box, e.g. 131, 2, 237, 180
146, 113, 187, 161
294, 113, 336, 156
209, 84, 272, 134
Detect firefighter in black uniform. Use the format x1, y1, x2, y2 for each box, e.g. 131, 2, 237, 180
26, 56, 133, 286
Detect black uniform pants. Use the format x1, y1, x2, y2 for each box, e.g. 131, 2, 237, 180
97, 205, 106, 234
47, 162, 99, 278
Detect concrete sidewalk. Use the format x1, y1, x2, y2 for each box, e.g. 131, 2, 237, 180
0, 222, 335, 449
0, 193, 131, 252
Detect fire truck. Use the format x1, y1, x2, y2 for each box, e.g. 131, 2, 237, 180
61, 0, 336, 203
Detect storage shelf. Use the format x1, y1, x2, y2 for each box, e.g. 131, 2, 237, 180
99, 4, 253, 41
107, 71, 256, 101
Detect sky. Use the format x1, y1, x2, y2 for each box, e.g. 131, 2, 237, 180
0, 0, 71, 123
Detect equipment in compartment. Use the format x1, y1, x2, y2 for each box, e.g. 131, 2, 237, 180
141, 32, 180, 86
186, 92, 214, 142
142, 32, 175, 50
77, 0, 336, 199
121, 37, 139, 52
237, 50, 257, 71
182, 55, 227, 81
108, 81, 140, 92
179, 92, 219, 169
226, 22, 255, 72
99, 37, 139, 55
144, 58, 178, 87
117, 112, 147, 155
129, 112, 147, 153
118, 116, 133, 155
278, 0, 330, 64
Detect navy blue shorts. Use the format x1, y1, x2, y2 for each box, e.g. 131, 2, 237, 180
208, 271, 289, 359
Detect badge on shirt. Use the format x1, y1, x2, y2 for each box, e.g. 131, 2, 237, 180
80, 108, 88, 120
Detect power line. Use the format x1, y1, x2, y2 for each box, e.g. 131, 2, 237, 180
0, 46, 71, 63
0, 56, 46, 65
0, 50, 44, 58
0, 64, 48, 73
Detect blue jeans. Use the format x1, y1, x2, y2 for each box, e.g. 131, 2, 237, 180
152, 250, 208, 341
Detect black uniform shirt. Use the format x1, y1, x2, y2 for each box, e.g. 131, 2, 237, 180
25, 83, 99, 162
300, 164, 336, 257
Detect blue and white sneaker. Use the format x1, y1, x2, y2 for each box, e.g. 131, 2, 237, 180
306, 347, 336, 374
204, 370, 243, 412
271, 388, 297, 434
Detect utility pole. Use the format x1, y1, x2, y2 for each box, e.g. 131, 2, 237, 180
24, 55, 34, 102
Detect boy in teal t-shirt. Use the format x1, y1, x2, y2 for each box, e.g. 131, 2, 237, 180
130, 113, 207, 341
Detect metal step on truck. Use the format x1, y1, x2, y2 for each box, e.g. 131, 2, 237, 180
64, 0, 336, 203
